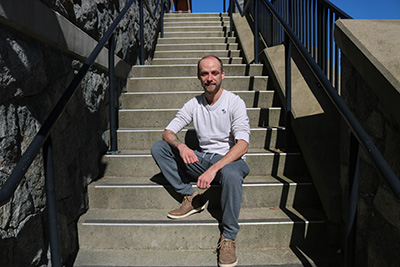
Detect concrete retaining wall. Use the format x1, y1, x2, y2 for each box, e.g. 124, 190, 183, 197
335, 19, 400, 267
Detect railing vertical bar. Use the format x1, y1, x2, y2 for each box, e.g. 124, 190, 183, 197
301, 0, 304, 44
140, 0, 144, 65
323, 5, 328, 75
322, 4, 327, 73
335, 47, 340, 90
312, 0, 316, 60
284, 33, 292, 150
293, 0, 296, 30
44, 136, 62, 267
273, 1, 276, 45
161, 0, 164, 38
329, 9, 334, 83
298, 0, 301, 37
334, 14, 340, 91
229, 0, 233, 37
309, 0, 312, 54
305, 0, 309, 51
276, 0, 279, 44
299, 0, 302, 42
289, 0, 293, 28
108, 34, 117, 153
317, 0, 323, 67
309, 0, 312, 51
297, 0, 300, 36
254, 0, 259, 63
295, 0, 298, 35
274, 0, 277, 44
224, 0, 226, 13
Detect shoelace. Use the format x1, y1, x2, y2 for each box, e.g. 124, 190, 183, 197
215, 238, 236, 253
183, 195, 192, 202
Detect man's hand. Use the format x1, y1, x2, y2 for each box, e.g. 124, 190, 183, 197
177, 143, 199, 164
197, 139, 249, 189
197, 167, 217, 189
162, 129, 198, 164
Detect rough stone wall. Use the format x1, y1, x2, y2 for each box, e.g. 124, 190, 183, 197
340, 55, 400, 267
0, 0, 166, 266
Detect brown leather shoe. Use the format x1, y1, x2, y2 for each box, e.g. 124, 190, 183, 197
167, 192, 205, 219
217, 235, 238, 267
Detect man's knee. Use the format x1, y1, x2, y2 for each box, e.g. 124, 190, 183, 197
219, 163, 246, 185
151, 140, 169, 158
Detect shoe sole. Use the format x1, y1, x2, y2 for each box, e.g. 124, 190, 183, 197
219, 259, 238, 267
167, 204, 206, 219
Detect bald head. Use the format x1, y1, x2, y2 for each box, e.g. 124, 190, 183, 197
197, 55, 224, 75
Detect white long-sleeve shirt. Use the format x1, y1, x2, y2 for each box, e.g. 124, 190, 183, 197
166, 89, 250, 156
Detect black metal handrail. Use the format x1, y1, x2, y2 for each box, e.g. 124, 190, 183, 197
257, 0, 400, 197
263, 0, 351, 91
0, 0, 166, 265
228, 0, 400, 266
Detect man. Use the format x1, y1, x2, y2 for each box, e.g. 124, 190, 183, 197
151, 55, 250, 267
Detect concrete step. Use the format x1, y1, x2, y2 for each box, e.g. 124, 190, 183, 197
156, 36, 237, 44
155, 43, 238, 51
163, 26, 230, 33
153, 49, 240, 58
74, 247, 323, 267
87, 175, 319, 210
164, 13, 229, 18
121, 91, 275, 109
77, 206, 326, 250
102, 150, 307, 178
164, 16, 231, 23
126, 76, 269, 92
163, 21, 230, 28
131, 64, 264, 77
161, 31, 233, 38
118, 107, 282, 129
151, 57, 243, 65
116, 127, 285, 151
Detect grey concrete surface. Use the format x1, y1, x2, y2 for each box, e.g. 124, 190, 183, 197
335, 19, 400, 125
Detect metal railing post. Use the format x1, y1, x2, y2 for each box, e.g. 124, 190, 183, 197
161, 0, 164, 38
108, 34, 118, 153
140, 0, 144, 65
44, 136, 62, 267
229, 0, 233, 37
284, 33, 292, 150
224, 0, 226, 13
254, 0, 258, 63
317, 1, 323, 69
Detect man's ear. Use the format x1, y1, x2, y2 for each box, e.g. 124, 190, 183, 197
221, 70, 225, 79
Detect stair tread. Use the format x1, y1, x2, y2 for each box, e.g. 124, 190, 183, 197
103, 150, 300, 156
151, 57, 242, 60
119, 107, 281, 111
79, 206, 325, 224
132, 63, 264, 67
128, 75, 269, 80
116, 126, 284, 130
122, 90, 274, 94
75, 246, 336, 267
95, 174, 311, 185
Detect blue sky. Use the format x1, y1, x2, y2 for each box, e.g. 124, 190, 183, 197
191, 0, 400, 19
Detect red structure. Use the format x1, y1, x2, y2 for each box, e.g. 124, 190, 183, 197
170, 0, 192, 13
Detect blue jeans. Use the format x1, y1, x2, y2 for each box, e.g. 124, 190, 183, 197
151, 140, 250, 240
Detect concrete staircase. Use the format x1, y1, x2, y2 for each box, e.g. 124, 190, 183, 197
75, 13, 337, 267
